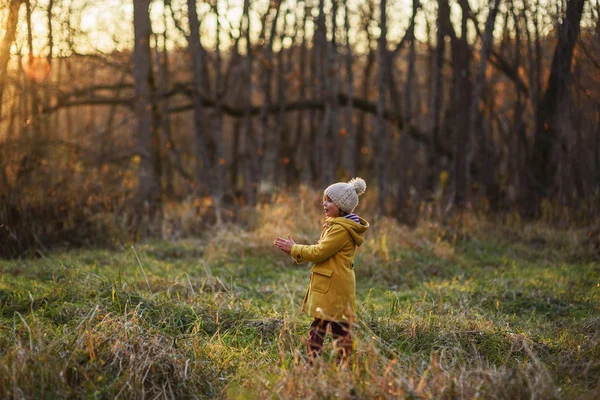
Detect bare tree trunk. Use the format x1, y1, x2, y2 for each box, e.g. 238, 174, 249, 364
453, 0, 472, 210
47, 0, 54, 64
376, 0, 389, 213
525, 0, 585, 215
0, 0, 23, 116
289, 3, 309, 186
343, 0, 357, 178
510, 2, 528, 208
354, 1, 376, 178
242, 0, 257, 206
187, 0, 213, 199
224, 4, 246, 197
2, 81, 20, 192
133, 0, 161, 232
275, 4, 291, 188
212, 1, 225, 224
396, 0, 421, 218
438, 0, 471, 210
356, 41, 375, 177
18, 0, 44, 188
425, 2, 446, 197
470, 0, 500, 206
308, 3, 320, 184
157, 8, 174, 197
568, 60, 585, 206
326, 0, 340, 184
523, 0, 541, 113
258, 1, 282, 191
149, 41, 164, 213
403, 2, 419, 123
497, 3, 523, 209
532, 0, 543, 108
418, 15, 433, 199
316, 0, 331, 186
44, 0, 56, 142
154, 23, 175, 198
18, 53, 28, 173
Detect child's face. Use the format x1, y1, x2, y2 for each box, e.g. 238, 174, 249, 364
323, 195, 341, 218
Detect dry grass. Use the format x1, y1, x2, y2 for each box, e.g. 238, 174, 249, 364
253, 340, 562, 400
1, 190, 599, 399
0, 306, 220, 398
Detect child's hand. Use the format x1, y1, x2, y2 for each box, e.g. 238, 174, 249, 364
274, 235, 296, 255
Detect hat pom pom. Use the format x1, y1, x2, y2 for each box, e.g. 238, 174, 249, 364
349, 177, 366, 196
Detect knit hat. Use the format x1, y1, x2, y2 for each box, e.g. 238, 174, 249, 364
324, 177, 367, 214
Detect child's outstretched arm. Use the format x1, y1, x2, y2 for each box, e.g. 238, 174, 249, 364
274, 235, 296, 255
287, 225, 348, 264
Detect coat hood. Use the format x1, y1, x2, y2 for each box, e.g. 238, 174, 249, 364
327, 216, 369, 247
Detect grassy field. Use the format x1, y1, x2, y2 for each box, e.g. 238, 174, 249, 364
1, 196, 599, 399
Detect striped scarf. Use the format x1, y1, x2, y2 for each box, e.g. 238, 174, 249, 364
343, 213, 360, 223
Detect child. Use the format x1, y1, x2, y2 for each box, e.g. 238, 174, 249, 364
274, 177, 369, 363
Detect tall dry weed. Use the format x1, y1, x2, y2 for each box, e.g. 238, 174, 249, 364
251, 330, 562, 400
0, 306, 220, 398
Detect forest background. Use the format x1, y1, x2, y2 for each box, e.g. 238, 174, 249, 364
0, 0, 598, 254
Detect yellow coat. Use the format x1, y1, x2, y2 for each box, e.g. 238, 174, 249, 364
291, 216, 369, 322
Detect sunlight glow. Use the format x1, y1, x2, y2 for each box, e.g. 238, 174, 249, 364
6, 0, 595, 60
8, 0, 421, 58
21, 53, 50, 81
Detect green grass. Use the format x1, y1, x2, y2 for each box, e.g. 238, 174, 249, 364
0, 217, 599, 399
